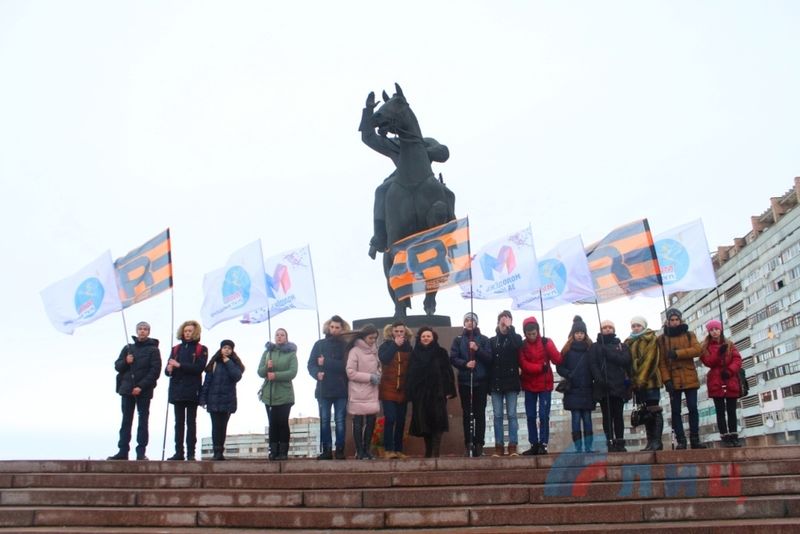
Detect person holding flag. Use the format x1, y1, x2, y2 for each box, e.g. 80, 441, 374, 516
658, 308, 707, 449
107, 321, 161, 461
258, 328, 298, 461
450, 312, 491, 457
165, 320, 208, 461
519, 316, 562, 455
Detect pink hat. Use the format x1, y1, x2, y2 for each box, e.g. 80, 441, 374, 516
706, 319, 722, 332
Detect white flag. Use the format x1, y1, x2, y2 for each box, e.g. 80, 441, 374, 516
201, 240, 269, 329
241, 245, 318, 323
642, 219, 717, 297
513, 236, 596, 311
40, 251, 123, 334
462, 227, 540, 299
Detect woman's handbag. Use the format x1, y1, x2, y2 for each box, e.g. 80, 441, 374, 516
555, 379, 571, 393
630, 403, 653, 428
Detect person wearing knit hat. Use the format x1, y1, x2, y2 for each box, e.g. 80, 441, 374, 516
451, 311, 491, 457
220, 339, 235, 350
625, 315, 664, 451
657, 308, 706, 449
590, 319, 632, 452
519, 316, 562, 455
199, 339, 245, 460
557, 316, 595, 453
700, 320, 743, 447
600, 319, 615, 332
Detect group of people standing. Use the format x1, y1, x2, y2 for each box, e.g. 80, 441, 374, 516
108, 307, 743, 462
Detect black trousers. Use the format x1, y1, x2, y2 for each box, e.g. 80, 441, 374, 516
458, 382, 488, 447
266, 404, 293, 443
210, 411, 231, 454
173, 401, 198, 455
599, 396, 625, 441
713, 397, 738, 434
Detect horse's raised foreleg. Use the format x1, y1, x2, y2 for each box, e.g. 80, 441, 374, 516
423, 291, 436, 316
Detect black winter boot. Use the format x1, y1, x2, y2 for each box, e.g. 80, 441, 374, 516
651, 411, 664, 451
675, 437, 687, 450
317, 446, 333, 460
522, 443, 540, 456
690, 434, 707, 449
363, 418, 375, 460
353, 417, 365, 459
729, 433, 742, 448
268, 441, 278, 461
431, 433, 443, 458
334, 447, 346, 460
276, 442, 289, 460
641, 420, 655, 451
614, 439, 627, 452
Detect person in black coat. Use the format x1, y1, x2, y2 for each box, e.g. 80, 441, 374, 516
108, 321, 161, 461
407, 326, 457, 458
488, 310, 523, 456
590, 320, 632, 452
165, 320, 208, 461
556, 316, 595, 453
200, 339, 244, 461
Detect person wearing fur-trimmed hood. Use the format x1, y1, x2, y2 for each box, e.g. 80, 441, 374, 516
199, 340, 244, 461
625, 315, 664, 451
378, 321, 414, 458
307, 315, 351, 460
258, 328, 298, 460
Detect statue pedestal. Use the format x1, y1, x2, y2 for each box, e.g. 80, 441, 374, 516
345, 316, 470, 458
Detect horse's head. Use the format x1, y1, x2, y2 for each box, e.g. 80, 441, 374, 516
371, 83, 416, 137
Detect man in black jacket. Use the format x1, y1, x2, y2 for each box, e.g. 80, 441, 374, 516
488, 310, 523, 456
108, 321, 162, 461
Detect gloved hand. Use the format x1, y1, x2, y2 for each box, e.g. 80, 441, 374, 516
664, 380, 674, 394
719, 343, 728, 355
668, 350, 678, 361
721, 370, 730, 380
369, 373, 380, 385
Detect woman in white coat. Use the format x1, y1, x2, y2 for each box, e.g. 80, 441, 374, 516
346, 324, 381, 459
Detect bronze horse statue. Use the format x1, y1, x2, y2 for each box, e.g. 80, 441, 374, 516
364, 84, 456, 317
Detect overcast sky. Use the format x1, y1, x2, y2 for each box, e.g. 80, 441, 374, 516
1, 1, 798, 460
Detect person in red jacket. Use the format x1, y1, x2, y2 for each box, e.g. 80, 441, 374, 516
518, 316, 562, 455
700, 319, 743, 448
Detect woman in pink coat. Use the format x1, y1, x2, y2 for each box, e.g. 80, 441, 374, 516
346, 324, 381, 459
700, 319, 743, 447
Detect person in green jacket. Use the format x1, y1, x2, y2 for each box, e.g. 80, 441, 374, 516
258, 328, 298, 460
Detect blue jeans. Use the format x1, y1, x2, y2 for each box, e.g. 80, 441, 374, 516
382, 400, 408, 453
524, 390, 552, 445
318, 397, 347, 449
570, 409, 592, 435
669, 387, 699, 441
490, 391, 519, 445
118, 395, 150, 456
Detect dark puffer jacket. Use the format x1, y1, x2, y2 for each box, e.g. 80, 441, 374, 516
488, 326, 523, 393
165, 341, 208, 404
200, 358, 244, 413
556, 339, 594, 411
450, 328, 491, 385
590, 333, 632, 401
115, 337, 161, 399
307, 335, 349, 399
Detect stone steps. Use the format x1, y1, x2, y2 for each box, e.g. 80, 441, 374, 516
1, 446, 799, 531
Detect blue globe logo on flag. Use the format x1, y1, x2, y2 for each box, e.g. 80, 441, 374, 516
538, 259, 567, 298
74, 277, 105, 319
655, 239, 690, 285
222, 266, 251, 309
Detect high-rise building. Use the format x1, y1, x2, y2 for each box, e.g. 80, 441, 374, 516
667, 177, 800, 446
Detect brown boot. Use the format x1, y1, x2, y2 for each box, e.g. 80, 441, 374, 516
492, 444, 504, 457
508, 443, 518, 456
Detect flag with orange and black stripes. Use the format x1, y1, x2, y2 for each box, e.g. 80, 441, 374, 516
114, 229, 173, 308
389, 218, 471, 301
585, 219, 662, 302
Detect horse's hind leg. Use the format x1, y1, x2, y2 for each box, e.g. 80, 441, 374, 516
384, 251, 410, 318
423, 292, 436, 316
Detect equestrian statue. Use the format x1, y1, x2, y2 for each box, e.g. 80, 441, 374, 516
359, 83, 456, 318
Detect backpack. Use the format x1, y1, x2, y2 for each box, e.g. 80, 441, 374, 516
738, 367, 749, 398
172, 343, 203, 362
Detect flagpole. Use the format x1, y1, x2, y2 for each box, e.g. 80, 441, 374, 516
538, 289, 546, 338
307, 244, 322, 339
715, 287, 725, 328
162, 229, 175, 462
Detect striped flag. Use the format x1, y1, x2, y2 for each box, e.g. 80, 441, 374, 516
114, 229, 173, 308
585, 219, 661, 302
389, 218, 471, 301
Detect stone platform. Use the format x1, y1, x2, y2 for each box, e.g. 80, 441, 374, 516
2, 445, 800, 531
